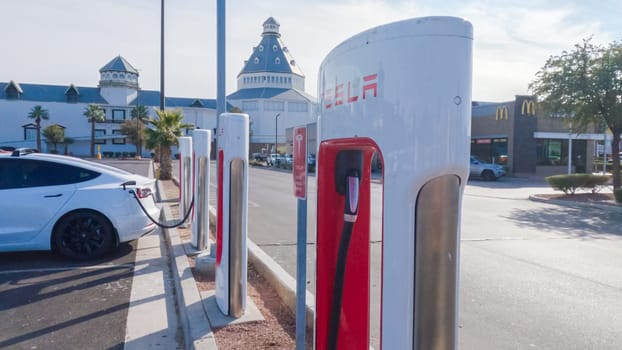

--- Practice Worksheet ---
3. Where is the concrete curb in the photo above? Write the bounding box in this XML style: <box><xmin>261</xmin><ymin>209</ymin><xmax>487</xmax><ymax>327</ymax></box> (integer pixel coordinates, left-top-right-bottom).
<box><xmin>529</xmin><ymin>194</ymin><xmax>622</xmax><ymax>212</ymax></box>
<box><xmin>156</xmin><ymin>179</ymin><xmax>218</xmax><ymax>350</ymax></box>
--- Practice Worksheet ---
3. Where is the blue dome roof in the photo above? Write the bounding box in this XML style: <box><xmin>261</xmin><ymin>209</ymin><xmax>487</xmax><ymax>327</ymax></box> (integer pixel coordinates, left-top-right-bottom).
<box><xmin>238</xmin><ymin>18</ymin><xmax>304</xmax><ymax>78</ymax></box>
<box><xmin>99</xmin><ymin>56</ymin><xmax>139</xmax><ymax>75</ymax></box>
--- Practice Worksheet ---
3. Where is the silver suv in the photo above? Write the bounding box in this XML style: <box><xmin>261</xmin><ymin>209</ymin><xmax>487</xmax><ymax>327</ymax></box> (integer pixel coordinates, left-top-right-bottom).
<box><xmin>469</xmin><ymin>156</ymin><xmax>506</xmax><ymax>181</ymax></box>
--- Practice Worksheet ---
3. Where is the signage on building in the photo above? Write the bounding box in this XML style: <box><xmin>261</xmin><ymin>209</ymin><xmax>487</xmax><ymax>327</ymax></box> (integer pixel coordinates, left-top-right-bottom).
<box><xmin>476</xmin><ymin>138</ymin><xmax>491</xmax><ymax>144</ymax></box>
<box><xmin>521</xmin><ymin>100</ymin><xmax>536</xmax><ymax>116</ymax></box>
<box><xmin>495</xmin><ymin>106</ymin><xmax>509</xmax><ymax>120</ymax></box>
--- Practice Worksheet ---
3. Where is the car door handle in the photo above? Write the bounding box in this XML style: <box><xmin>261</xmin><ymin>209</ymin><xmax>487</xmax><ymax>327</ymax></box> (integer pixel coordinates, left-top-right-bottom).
<box><xmin>44</xmin><ymin>194</ymin><xmax>63</xmax><ymax>198</ymax></box>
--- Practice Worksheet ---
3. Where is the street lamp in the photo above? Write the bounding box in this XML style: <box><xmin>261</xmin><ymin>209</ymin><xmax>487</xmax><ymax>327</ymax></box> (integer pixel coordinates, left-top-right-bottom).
<box><xmin>160</xmin><ymin>0</ymin><xmax>165</xmax><ymax>111</ymax></box>
<box><xmin>275</xmin><ymin>113</ymin><xmax>281</xmax><ymax>163</ymax></box>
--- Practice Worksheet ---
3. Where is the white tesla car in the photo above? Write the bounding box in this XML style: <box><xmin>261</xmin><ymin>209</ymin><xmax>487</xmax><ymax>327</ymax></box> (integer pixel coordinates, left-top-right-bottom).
<box><xmin>0</xmin><ymin>151</ymin><xmax>161</xmax><ymax>259</ymax></box>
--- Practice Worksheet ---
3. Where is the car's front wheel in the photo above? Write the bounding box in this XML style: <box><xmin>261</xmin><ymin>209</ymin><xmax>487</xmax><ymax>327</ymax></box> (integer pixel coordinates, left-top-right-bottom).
<box><xmin>482</xmin><ymin>170</ymin><xmax>497</xmax><ymax>181</ymax></box>
<box><xmin>53</xmin><ymin>210</ymin><xmax>115</xmax><ymax>260</ymax></box>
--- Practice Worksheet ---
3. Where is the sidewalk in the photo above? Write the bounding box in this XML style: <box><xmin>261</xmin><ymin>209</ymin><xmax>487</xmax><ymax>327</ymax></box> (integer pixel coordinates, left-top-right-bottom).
<box><xmin>154</xmin><ymin>179</ymin><xmax>218</xmax><ymax>350</ymax></box>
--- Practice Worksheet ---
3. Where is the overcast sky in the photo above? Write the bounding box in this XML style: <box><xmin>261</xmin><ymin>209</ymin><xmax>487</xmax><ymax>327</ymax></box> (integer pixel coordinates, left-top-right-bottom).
<box><xmin>1</xmin><ymin>0</ymin><xmax>619</xmax><ymax>102</ymax></box>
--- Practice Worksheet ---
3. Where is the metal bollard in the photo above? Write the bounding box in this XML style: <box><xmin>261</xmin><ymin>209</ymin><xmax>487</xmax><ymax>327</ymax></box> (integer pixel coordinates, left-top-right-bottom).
<box><xmin>191</xmin><ymin>130</ymin><xmax>211</xmax><ymax>250</ymax></box>
<box><xmin>178</xmin><ymin>137</ymin><xmax>192</xmax><ymax>228</ymax></box>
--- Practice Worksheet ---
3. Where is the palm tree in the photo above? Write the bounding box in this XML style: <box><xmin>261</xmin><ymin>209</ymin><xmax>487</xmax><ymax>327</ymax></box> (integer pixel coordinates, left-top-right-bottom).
<box><xmin>42</xmin><ymin>124</ymin><xmax>65</xmax><ymax>153</ymax></box>
<box><xmin>27</xmin><ymin>105</ymin><xmax>49</xmax><ymax>151</ymax></box>
<box><xmin>144</xmin><ymin>109</ymin><xmax>192</xmax><ymax>180</ymax></box>
<box><xmin>83</xmin><ymin>104</ymin><xmax>105</xmax><ymax>157</ymax></box>
<box><xmin>131</xmin><ymin>105</ymin><xmax>149</xmax><ymax>158</ymax></box>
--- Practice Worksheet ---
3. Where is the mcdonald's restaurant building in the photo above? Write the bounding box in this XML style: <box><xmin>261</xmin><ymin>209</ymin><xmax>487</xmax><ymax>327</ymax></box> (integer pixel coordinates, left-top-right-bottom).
<box><xmin>471</xmin><ymin>95</ymin><xmax>604</xmax><ymax>177</ymax></box>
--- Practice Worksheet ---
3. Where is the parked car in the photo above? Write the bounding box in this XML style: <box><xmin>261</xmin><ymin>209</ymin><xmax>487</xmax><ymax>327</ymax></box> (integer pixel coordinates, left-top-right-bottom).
<box><xmin>277</xmin><ymin>154</ymin><xmax>293</xmax><ymax>169</ymax></box>
<box><xmin>469</xmin><ymin>156</ymin><xmax>506</xmax><ymax>181</ymax></box>
<box><xmin>0</xmin><ymin>152</ymin><xmax>160</xmax><ymax>259</ymax></box>
<box><xmin>252</xmin><ymin>152</ymin><xmax>268</xmax><ymax>162</ymax></box>
<box><xmin>267</xmin><ymin>153</ymin><xmax>279</xmax><ymax>166</ymax></box>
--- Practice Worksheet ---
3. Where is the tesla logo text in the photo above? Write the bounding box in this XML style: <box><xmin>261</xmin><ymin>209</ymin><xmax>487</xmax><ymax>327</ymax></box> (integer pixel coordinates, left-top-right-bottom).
<box><xmin>323</xmin><ymin>74</ymin><xmax>378</xmax><ymax>109</ymax></box>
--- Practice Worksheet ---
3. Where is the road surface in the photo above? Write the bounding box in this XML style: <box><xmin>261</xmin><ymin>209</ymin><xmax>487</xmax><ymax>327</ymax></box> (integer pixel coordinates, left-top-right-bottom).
<box><xmin>241</xmin><ymin>165</ymin><xmax>622</xmax><ymax>349</ymax></box>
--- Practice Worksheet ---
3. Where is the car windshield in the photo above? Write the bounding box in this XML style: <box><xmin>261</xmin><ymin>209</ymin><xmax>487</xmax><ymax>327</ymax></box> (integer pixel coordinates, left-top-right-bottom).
<box><xmin>470</xmin><ymin>156</ymin><xmax>483</xmax><ymax>163</ymax></box>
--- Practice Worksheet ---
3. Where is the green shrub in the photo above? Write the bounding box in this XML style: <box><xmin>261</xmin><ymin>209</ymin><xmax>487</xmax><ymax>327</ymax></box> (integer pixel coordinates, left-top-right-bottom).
<box><xmin>546</xmin><ymin>174</ymin><xmax>611</xmax><ymax>195</ymax></box>
<box><xmin>615</xmin><ymin>188</ymin><xmax>622</xmax><ymax>203</ymax></box>
<box><xmin>584</xmin><ymin>175</ymin><xmax>611</xmax><ymax>189</ymax></box>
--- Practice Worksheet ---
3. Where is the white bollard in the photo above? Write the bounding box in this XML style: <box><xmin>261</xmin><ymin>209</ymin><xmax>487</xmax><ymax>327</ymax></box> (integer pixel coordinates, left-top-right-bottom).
<box><xmin>215</xmin><ymin>113</ymin><xmax>249</xmax><ymax>318</ymax></box>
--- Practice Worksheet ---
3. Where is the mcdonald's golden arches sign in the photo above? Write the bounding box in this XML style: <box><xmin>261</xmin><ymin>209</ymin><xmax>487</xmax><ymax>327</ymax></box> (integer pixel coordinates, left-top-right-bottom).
<box><xmin>495</xmin><ymin>106</ymin><xmax>509</xmax><ymax>120</ymax></box>
<box><xmin>521</xmin><ymin>100</ymin><xmax>536</xmax><ymax>116</ymax></box>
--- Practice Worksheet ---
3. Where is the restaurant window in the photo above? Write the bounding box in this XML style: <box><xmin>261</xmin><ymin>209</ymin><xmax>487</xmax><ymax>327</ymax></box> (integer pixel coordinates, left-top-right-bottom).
<box><xmin>536</xmin><ymin>140</ymin><xmax>563</xmax><ymax>165</ymax></box>
<box><xmin>537</xmin><ymin>139</ymin><xmax>587</xmax><ymax>171</ymax></box>
<box><xmin>470</xmin><ymin>137</ymin><xmax>508</xmax><ymax>164</ymax></box>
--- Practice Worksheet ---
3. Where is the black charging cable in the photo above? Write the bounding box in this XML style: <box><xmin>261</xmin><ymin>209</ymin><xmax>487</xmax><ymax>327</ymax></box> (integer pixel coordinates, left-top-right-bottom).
<box><xmin>130</xmin><ymin>190</ymin><xmax>195</xmax><ymax>229</ymax></box>
<box><xmin>327</xmin><ymin>168</ymin><xmax>360</xmax><ymax>350</ymax></box>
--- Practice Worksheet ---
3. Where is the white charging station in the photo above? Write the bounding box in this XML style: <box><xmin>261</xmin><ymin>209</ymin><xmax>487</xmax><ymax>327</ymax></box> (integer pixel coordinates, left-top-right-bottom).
<box><xmin>215</xmin><ymin>113</ymin><xmax>249</xmax><ymax>317</ymax></box>
<box><xmin>315</xmin><ymin>17</ymin><xmax>473</xmax><ymax>349</ymax></box>
<box><xmin>191</xmin><ymin>129</ymin><xmax>211</xmax><ymax>250</ymax></box>
<box><xmin>178</xmin><ymin>137</ymin><xmax>193</xmax><ymax>229</ymax></box>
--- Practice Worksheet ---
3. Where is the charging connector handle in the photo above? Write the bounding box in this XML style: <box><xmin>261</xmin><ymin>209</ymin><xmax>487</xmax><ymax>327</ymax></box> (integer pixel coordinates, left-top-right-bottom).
<box><xmin>344</xmin><ymin>172</ymin><xmax>360</xmax><ymax>223</ymax></box>
<box><xmin>327</xmin><ymin>168</ymin><xmax>361</xmax><ymax>350</ymax></box>
<box><xmin>130</xmin><ymin>190</ymin><xmax>194</xmax><ymax>229</ymax></box>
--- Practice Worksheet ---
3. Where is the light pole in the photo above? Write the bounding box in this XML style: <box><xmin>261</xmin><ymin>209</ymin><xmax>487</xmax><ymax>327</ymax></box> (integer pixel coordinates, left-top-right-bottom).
<box><xmin>275</xmin><ymin>113</ymin><xmax>281</xmax><ymax>162</ymax></box>
<box><xmin>160</xmin><ymin>0</ymin><xmax>165</xmax><ymax>111</ymax></box>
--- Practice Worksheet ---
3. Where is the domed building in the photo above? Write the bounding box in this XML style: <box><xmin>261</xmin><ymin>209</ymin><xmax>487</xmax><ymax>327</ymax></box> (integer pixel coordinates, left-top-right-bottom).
<box><xmin>0</xmin><ymin>56</ymin><xmax>218</xmax><ymax>156</ymax></box>
<box><xmin>98</xmin><ymin>55</ymin><xmax>140</xmax><ymax>105</ymax></box>
<box><xmin>228</xmin><ymin>17</ymin><xmax>317</xmax><ymax>154</ymax></box>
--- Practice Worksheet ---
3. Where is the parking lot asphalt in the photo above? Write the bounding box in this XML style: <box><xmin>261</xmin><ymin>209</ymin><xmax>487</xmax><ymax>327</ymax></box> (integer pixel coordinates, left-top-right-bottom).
<box><xmin>0</xmin><ymin>244</ymin><xmax>136</xmax><ymax>349</ymax></box>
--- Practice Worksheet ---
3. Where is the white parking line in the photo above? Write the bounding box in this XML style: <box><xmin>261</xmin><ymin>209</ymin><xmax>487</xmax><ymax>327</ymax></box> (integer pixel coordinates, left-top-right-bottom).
<box><xmin>0</xmin><ymin>264</ymin><xmax>134</xmax><ymax>275</ymax></box>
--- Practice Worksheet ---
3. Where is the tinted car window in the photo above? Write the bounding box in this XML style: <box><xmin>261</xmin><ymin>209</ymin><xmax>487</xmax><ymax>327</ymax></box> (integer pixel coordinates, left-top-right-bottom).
<box><xmin>0</xmin><ymin>158</ymin><xmax>100</xmax><ymax>190</ymax></box>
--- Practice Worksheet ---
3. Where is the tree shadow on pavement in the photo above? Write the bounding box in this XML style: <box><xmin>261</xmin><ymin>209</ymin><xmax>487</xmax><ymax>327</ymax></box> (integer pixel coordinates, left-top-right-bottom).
<box><xmin>504</xmin><ymin>205</ymin><xmax>622</xmax><ymax>238</ymax></box>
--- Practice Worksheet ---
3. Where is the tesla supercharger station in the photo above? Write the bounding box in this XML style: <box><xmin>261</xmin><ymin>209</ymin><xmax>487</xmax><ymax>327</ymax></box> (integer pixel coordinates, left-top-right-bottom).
<box><xmin>215</xmin><ymin>113</ymin><xmax>249</xmax><ymax>318</ymax></box>
<box><xmin>178</xmin><ymin>137</ymin><xmax>192</xmax><ymax>229</ymax></box>
<box><xmin>191</xmin><ymin>129</ymin><xmax>211</xmax><ymax>250</ymax></box>
<box><xmin>315</xmin><ymin>17</ymin><xmax>473</xmax><ymax>350</ymax></box>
